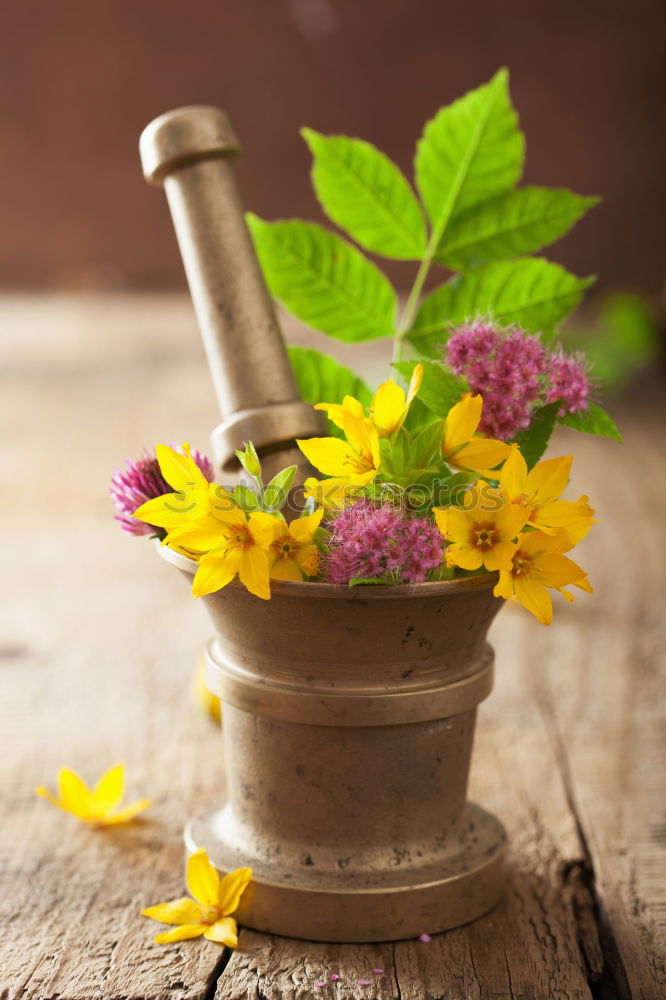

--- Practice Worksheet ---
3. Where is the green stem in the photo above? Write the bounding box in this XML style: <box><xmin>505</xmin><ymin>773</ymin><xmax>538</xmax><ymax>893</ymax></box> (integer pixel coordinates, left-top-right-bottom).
<box><xmin>391</xmin><ymin>232</ymin><xmax>439</xmax><ymax>364</ymax></box>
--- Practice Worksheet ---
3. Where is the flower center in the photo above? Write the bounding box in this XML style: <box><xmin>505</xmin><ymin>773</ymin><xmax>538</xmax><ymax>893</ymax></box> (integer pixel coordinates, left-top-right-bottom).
<box><xmin>201</xmin><ymin>904</ymin><xmax>221</xmax><ymax>925</ymax></box>
<box><xmin>472</xmin><ymin>525</ymin><xmax>496</xmax><ymax>550</ymax></box>
<box><xmin>344</xmin><ymin>451</ymin><xmax>374</xmax><ymax>475</ymax></box>
<box><xmin>272</xmin><ymin>536</ymin><xmax>295</xmax><ymax>559</ymax></box>
<box><xmin>227</xmin><ymin>525</ymin><xmax>252</xmax><ymax>551</ymax></box>
<box><xmin>512</xmin><ymin>554</ymin><xmax>532</xmax><ymax>577</ymax></box>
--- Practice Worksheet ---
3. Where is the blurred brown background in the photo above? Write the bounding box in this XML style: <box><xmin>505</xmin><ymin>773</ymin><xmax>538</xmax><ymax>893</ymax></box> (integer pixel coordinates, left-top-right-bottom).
<box><xmin>1</xmin><ymin>0</ymin><xmax>664</xmax><ymax>294</ymax></box>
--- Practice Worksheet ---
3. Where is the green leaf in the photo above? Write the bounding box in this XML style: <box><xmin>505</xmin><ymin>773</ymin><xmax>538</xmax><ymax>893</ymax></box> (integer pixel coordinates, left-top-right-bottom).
<box><xmin>394</xmin><ymin>360</ymin><xmax>467</xmax><ymax>417</ymax></box>
<box><xmin>558</xmin><ymin>403</ymin><xmax>622</xmax><ymax>442</ymax></box>
<box><xmin>415</xmin><ymin>69</ymin><xmax>524</xmax><ymax>245</ymax></box>
<box><xmin>263</xmin><ymin>465</ymin><xmax>297</xmax><ymax>510</ymax></box>
<box><xmin>411</xmin><ymin>420</ymin><xmax>445</xmax><ymax>468</ymax></box>
<box><xmin>408</xmin><ymin>258</ymin><xmax>594</xmax><ymax>357</ymax></box>
<box><xmin>233</xmin><ymin>484</ymin><xmax>259</xmax><ymax>512</ymax></box>
<box><xmin>301</xmin><ymin>129</ymin><xmax>427</xmax><ymax>260</ymax></box>
<box><xmin>437</xmin><ymin>187</ymin><xmax>600</xmax><ymax>270</ymax></box>
<box><xmin>512</xmin><ymin>402</ymin><xmax>560</xmax><ymax>469</ymax></box>
<box><xmin>247</xmin><ymin>215</ymin><xmax>397</xmax><ymax>342</ymax></box>
<box><xmin>287</xmin><ymin>347</ymin><xmax>371</xmax><ymax>438</ymax></box>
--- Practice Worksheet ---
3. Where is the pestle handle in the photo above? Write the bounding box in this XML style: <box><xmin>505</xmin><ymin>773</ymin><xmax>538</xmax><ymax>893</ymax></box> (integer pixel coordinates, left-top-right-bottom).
<box><xmin>139</xmin><ymin>106</ymin><xmax>324</xmax><ymax>475</ymax></box>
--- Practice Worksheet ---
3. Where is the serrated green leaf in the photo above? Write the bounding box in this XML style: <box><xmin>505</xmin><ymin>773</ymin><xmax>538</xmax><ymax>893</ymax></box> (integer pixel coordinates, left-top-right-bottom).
<box><xmin>287</xmin><ymin>346</ymin><xmax>371</xmax><ymax>439</ymax></box>
<box><xmin>437</xmin><ymin>187</ymin><xmax>600</xmax><ymax>270</ymax></box>
<box><xmin>302</xmin><ymin>129</ymin><xmax>427</xmax><ymax>260</ymax></box>
<box><xmin>407</xmin><ymin>258</ymin><xmax>594</xmax><ymax>356</ymax></box>
<box><xmin>558</xmin><ymin>403</ymin><xmax>622</xmax><ymax>442</ymax></box>
<box><xmin>394</xmin><ymin>360</ymin><xmax>467</xmax><ymax>417</ymax></box>
<box><xmin>415</xmin><ymin>69</ymin><xmax>524</xmax><ymax>246</ymax></box>
<box><xmin>512</xmin><ymin>402</ymin><xmax>560</xmax><ymax>469</ymax></box>
<box><xmin>247</xmin><ymin>215</ymin><xmax>397</xmax><ymax>342</ymax></box>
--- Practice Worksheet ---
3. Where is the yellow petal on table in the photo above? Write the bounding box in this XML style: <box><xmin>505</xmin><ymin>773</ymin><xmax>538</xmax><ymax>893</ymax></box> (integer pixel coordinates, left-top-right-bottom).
<box><xmin>141</xmin><ymin>898</ymin><xmax>204</xmax><ymax>925</ymax></box>
<box><xmin>187</xmin><ymin>849</ymin><xmax>220</xmax><ymax>908</ymax></box>
<box><xmin>90</xmin><ymin>764</ymin><xmax>125</xmax><ymax>815</ymax></box>
<box><xmin>154</xmin><ymin>924</ymin><xmax>207</xmax><ymax>944</ymax></box>
<box><xmin>204</xmin><ymin>916</ymin><xmax>239</xmax><ymax>947</ymax></box>
<box><xmin>58</xmin><ymin>768</ymin><xmax>93</xmax><ymax>816</ymax></box>
<box><xmin>218</xmin><ymin>867</ymin><xmax>253</xmax><ymax>916</ymax></box>
<box><xmin>102</xmin><ymin>798</ymin><xmax>152</xmax><ymax>825</ymax></box>
<box><xmin>514</xmin><ymin>577</ymin><xmax>553</xmax><ymax>626</ymax></box>
<box><xmin>238</xmin><ymin>546</ymin><xmax>271</xmax><ymax>600</ymax></box>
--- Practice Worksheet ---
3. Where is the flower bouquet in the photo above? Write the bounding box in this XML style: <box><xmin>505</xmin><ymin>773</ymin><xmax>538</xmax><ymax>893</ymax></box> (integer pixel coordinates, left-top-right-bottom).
<box><xmin>113</xmin><ymin>70</ymin><xmax>620</xmax><ymax>942</ymax></box>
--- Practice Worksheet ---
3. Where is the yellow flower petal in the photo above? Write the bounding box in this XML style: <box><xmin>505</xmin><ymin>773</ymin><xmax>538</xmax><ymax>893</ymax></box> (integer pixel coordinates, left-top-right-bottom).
<box><xmin>186</xmin><ymin>849</ymin><xmax>220</xmax><ymax>908</ymax></box>
<box><xmin>446</xmin><ymin>543</ymin><xmax>485</xmax><ymax>571</ymax></box>
<box><xmin>433</xmin><ymin>507</ymin><xmax>448</xmax><ymax>537</ymax></box>
<box><xmin>372</xmin><ymin>378</ymin><xmax>406</xmax><ymax>435</ymax></box>
<box><xmin>288</xmin><ymin>506</ymin><xmax>324</xmax><ymax>543</ymax></box>
<box><xmin>499</xmin><ymin>444</ymin><xmax>528</xmax><ymax>500</ymax></box>
<box><xmin>192</xmin><ymin>550</ymin><xmax>242</xmax><ymax>597</ymax></box>
<box><xmin>156</xmin><ymin>443</ymin><xmax>208</xmax><ymax>493</ymax></box>
<box><xmin>218</xmin><ymin>867</ymin><xmax>253</xmax><ymax>916</ymax></box>
<box><xmin>58</xmin><ymin>768</ymin><xmax>93</xmax><ymax>818</ymax></box>
<box><xmin>154</xmin><ymin>924</ymin><xmax>207</xmax><ymax>944</ymax></box>
<box><xmin>441</xmin><ymin>507</ymin><xmax>473</xmax><ymax>544</ymax></box>
<box><xmin>443</xmin><ymin>393</ymin><xmax>483</xmax><ymax>451</ymax></box>
<box><xmin>91</xmin><ymin>764</ymin><xmax>125</xmax><ymax>816</ymax></box>
<box><xmin>495</xmin><ymin>502</ymin><xmax>530</xmax><ymax>541</ymax></box>
<box><xmin>248</xmin><ymin>512</ymin><xmax>281</xmax><ymax>550</ymax></box>
<box><xmin>295</xmin><ymin>543</ymin><xmax>319</xmax><ymax>577</ymax></box>
<box><xmin>536</xmin><ymin>553</ymin><xmax>590</xmax><ymax>590</ymax></box>
<box><xmin>527</xmin><ymin>454</ymin><xmax>572</xmax><ymax>506</ymax></box>
<box><xmin>204</xmin><ymin>916</ymin><xmax>239</xmax><ymax>946</ymax></box>
<box><xmin>514</xmin><ymin>577</ymin><xmax>553</xmax><ymax>625</ymax></box>
<box><xmin>493</xmin><ymin>570</ymin><xmax>514</xmax><ymax>601</ymax></box>
<box><xmin>483</xmin><ymin>540</ymin><xmax>518</xmax><ymax>572</ymax></box>
<box><xmin>141</xmin><ymin>898</ymin><xmax>204</xmax><ymax>925</ymax></box>
<box><xmin>102</xmin><ymin>799</ymin><xmax>152</xmax><ymax>825</ymax></box>
<box><xmin>297</xmin><ymin>437</ymin><xmax>355</xmax><ymax>478</ymax></box>
<box><xmin>270</xmin><ymin>558</ymin><xmax>303</xmax><ymax>582</ymax></box>
<box><xmin>451</xmin><ymin>439</ymin><xmax>511</xmax><ymax>474</ymax></box>
<box><xmin>238</xmin><ymin>547</ymin><xmax>271</xmax><ymax>600</ymax></box>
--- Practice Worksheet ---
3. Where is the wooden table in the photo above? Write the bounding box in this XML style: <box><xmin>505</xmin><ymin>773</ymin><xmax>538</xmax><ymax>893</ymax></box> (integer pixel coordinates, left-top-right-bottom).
<box><xmin>2</xmin><ymin>294</ymin><xmax>664</xmax><ymax>999</ymax></box>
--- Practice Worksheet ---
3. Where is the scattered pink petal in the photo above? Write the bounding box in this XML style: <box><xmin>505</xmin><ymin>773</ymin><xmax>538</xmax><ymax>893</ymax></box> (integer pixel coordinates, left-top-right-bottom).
<box><xmin>330</xmin><ymin>974</ymin><xmax>340</xmax><ymax>981</ymax></box>
<box><xmin>314</xmin><ymin>982</ymin><xmax>327</xmax><ymax>989</ymax></box>
<box><xmin>358</xmin><ymin>980</ymin><xmax>372</xmax><ymax>987</ymax></box>
<box><xmin>373</xmin><ymin>968</ymin><xmax>385</xmax><ymax>975</ymax></box>
<box><xmin>419</xmin><ymin>932</ymin><xmax>432</xmax><ymax>942</ymax></box>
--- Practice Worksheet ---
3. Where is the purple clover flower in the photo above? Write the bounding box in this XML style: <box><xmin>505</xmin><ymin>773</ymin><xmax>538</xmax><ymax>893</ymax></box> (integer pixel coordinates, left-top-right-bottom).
<box><xmin>323</xmin><ymin>501</ymin><xmax>443</xmax><ymax>586</ymax></box>
<box><xmin>445</xmin><ymin>320</ymin><xmax>591</xmax><ymax>439</ymax></box>
<box><xmin>110</xmin><ymin>447</ymin><xmax>214</xmax><ymax>535</ymax></box>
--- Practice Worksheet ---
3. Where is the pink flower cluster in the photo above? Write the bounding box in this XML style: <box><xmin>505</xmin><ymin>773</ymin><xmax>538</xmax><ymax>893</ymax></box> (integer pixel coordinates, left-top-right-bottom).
<box><xmin>110</xmin><ymin>448</ymin><xmax>214</xmax><ymax>535</ymax></box>
<box><xmin>445</xmin><ymin>321</ymin><xmax>590</xmax><ymax>439</ymax></box>
<box><xmin>323</xmin><ymin>501</ymin><xmax>443</xmax><ymax>586</ymax></box>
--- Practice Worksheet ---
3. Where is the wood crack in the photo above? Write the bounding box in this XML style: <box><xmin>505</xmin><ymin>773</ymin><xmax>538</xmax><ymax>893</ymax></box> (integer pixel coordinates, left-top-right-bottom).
<box><xmin>201</xmin><ymin>948</ymin><xmax>233</xmax><ymax>1000</ymax></box>
<box><xmin>533</xmin><ymin>672</ymin><xmax>633</xmax><ymax>1000</ymax></box>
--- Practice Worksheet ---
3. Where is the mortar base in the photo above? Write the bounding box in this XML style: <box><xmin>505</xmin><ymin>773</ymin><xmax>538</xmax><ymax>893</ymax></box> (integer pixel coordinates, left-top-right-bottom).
<box><xmin>184</xmin><ymin>802</ymin><xmax>507</xmax><ymax>942</ymax></box>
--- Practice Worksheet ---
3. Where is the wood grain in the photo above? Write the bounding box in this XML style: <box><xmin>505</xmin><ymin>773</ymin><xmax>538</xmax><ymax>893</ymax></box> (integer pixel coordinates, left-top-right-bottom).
<box><xmin>0</xmin><ymin>295</ymin><xmax>663</xmax><ymax>999</ymax></box>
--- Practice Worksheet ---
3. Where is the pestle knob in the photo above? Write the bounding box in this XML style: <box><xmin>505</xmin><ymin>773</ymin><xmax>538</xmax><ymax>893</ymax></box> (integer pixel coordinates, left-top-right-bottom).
<box><xmin>139</xmin><ymin>106</ymin><xmax>325</xmax><ymax>479</ymax></box>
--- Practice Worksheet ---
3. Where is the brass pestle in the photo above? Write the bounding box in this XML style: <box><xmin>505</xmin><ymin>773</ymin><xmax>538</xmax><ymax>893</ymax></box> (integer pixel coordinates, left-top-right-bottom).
<box><xmin>139</xmin><ymin>106</ymin><xmax>325</xmax><ymax>484</ymax></box>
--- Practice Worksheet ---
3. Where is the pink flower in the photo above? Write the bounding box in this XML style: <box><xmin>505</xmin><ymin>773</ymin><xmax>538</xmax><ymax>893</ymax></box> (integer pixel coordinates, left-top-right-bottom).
<box><xmin>446</xmin><ymin>321</ymin><xmax>547</xmax><ymax>440</ymax></box>
<box><xmin>323</xmin><ymin>501</ymin><xmax>444</xmax><ymax>586</ymax></box>
<box><xmin>546</xmin><ymin>350</ymin><xmax>590</xmax><ymax>415</ymax></box>
<box><xmin>110</xmin><ymin>447</ymin><xmax>214</xmax><ymax>535</ymax></box>
<box><xmin>419</xmin><ymin>932</ymin><xmax>432</xmax><ymax>942</ymax></box>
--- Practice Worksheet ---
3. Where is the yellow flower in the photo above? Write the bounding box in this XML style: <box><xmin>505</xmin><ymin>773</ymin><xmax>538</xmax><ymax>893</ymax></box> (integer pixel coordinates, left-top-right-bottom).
<box><xmin>370</xmin><ymin>364</ymin><xmax>423</xmax><ymax>436</ymax></box>
<box><xmin>493</xmin><ymin>530</ymin><xmax>593</xmax><ymax>625</ymax></box>
<box><xmin>442</xmin><ymin>394</ymin><xmax>510</xmax><ymax>474</ymax></box>
<box><xmin>142</xmin><ymin>849</ymin><xmax>251</xmax><ymax>946</ymax></box>
<box><xmin>434</xmin><ymin>484</ymin><xmax>529</xmax><ymax>572</ymax></box>
<box><xmin>36</xmin><ymin>765</ymin><xmax>150</xmax><ymax>827</ymax></box>
<box><xmin>167</xmin><ymin>505</ymin><xmax>276</xmax><ymax>600</ymax></box>
<box><xmin>303</xmin><ymin>476</ymin><xmax>357</xmax><ymax>512</ymax></box>
<box><xmin>297</xmin><ymin>410</ymin><xmax>381</xmax><ymax>487</ymax></box>
<box><xmin>133</xmin><ymin>444</ymin><xmax>218</xmax><ymax>531</ymax></box>
<box><xmin>316</xmin><ymin>365</ymin><xmax>423</xmax><ymax>439</ymax></box>
<box><xmin>264</xmin><ymin>507</ymin><xmax>324</xmax><ymax>581</ymax></box>
<box><xmin>500</xmin><ymin>444</ymin><xmax>597</xmax><ymax>544</ymax></box>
